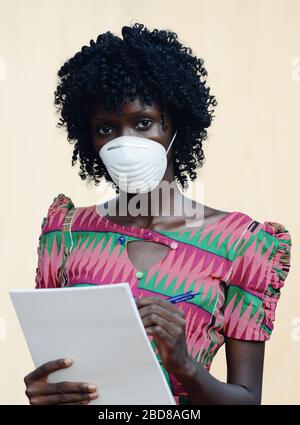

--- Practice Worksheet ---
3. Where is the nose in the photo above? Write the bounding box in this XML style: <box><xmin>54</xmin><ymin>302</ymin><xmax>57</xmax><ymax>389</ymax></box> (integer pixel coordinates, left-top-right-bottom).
<box><xmin>118</xmin><ymin>128</ymin><xmax>139</xmax><ymax>138</ymax></box>
<box><xmin>96</xmin><ymin>127</ymin><xmax>144</xmax><ymax>155</ymax></box>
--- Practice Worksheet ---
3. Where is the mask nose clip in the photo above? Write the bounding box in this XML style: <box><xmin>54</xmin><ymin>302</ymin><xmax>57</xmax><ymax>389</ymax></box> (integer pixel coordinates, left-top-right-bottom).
<box><xmin>107</xmin><ymin>143</ymin><xmax>147</xmax><ymax>151</ymax></box>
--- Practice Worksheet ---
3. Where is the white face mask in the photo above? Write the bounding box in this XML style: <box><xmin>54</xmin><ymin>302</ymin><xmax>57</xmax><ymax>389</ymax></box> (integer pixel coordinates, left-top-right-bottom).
<box><xmin>99</xmin><ymin>131</ymin><xmax>177</xmax><ymax>193</ymax></box>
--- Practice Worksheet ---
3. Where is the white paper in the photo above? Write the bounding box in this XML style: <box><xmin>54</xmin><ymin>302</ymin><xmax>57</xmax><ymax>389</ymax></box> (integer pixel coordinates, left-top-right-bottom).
<box><xmin>10</xmin><ymin>283</ymin><xmax>175</xmax><ymax>405</ymax></box>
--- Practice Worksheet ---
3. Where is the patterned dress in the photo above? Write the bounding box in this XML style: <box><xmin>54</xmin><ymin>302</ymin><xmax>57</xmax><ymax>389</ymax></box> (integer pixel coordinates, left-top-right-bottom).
<box><xmin>35</xmin><ymin>194</ymin><xmax>292</xmax><ymax>404</ymax></box>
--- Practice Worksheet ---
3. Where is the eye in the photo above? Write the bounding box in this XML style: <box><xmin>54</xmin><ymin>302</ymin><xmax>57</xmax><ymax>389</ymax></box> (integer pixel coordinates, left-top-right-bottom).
<box><xmin>96</xmin><ymin>125</ymin><xmax>113</xmax><ymax>135</ymax></box>
<box><xmin>136</xmin><ymin>118</ymin><xmax>153</xmax><ymax>130</ymax></box>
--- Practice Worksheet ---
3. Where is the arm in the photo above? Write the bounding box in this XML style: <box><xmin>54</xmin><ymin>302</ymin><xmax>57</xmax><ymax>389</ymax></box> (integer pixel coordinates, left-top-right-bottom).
<box><xmin>136</xmin><ymin>296</ymin><xmax>265</xmax><ymax>405</ymax></box>
<box><xmin>174</xmin><ymin>337</ymin><xmax>265</xmax><ymax>405</ymax></box>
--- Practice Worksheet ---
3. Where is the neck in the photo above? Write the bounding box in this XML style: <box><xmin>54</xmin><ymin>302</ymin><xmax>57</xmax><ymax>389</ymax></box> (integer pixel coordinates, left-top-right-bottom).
<box><xmin>116</xmin><ymin>163</ymin><xmax>187</xmax><ymax>225</ymax></box>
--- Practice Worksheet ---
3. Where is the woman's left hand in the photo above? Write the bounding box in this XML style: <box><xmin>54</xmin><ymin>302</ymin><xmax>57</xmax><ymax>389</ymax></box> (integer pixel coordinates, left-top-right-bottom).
<box><xmin>135</xmin><ymin>296</ymin><xmax>194</xmax><ymax>376</ymax></box>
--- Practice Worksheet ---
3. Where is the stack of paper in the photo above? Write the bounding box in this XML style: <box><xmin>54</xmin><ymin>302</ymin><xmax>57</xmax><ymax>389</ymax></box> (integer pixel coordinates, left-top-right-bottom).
<box><xmin>10</xmin><ymin>283</ymin><xmax>175</xmax><ymax>405</ymax></box>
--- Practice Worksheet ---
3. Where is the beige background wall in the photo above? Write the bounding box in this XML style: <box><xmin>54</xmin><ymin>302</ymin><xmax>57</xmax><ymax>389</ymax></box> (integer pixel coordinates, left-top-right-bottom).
<box><xmin>0</xmin><ymin>0</ymin><xmax>299</xmax><ymax>404</ymax></box>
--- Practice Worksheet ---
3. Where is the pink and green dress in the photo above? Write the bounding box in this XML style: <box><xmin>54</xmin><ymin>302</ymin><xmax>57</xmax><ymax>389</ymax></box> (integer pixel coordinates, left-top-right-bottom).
<box><xmin>35</xmin><ymin>194</ymin><xmax>292</xmax><ymax>404</ymax></box>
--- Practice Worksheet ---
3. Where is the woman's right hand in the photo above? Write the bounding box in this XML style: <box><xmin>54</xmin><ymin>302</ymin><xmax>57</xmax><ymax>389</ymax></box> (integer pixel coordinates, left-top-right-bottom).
<box><xmin>24</xmin><ymin>358</ymin><xmax>99</xmax><ymax>405</ymax></box>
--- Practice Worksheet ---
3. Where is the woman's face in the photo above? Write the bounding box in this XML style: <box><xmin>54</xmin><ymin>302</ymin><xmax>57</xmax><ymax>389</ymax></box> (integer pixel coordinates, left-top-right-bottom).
<box><xmin>90</xmin><ymin>96</ymin><xmax>174</xmax><ymax>158</ymax></box>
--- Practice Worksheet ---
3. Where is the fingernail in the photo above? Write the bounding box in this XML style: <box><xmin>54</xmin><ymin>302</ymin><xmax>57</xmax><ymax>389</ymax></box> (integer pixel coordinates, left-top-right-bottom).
<box><xmin>89</xmin><ymin>392</ymin><xmax>98</xmax><ymax>399</ymax></box>
<box><xmin>64</xmin><ymin>358</ymin><xmax>73</xmax><ymax>366</ymax></box>
<box><xmin>86</xmin><ymin>384</ymin><xmax>97</xmax><ymax>391</ymax></box>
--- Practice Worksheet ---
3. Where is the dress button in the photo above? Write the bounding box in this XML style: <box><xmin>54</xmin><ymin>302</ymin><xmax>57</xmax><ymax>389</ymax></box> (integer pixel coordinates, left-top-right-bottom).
<box><xmin>117</xmin><ymin>236</ymin><xmax>126</xmax><ymax>245</ymax></box>
<box><xmin>145</xmin><ymin>230</ymin><xmax>153</xmax><ymax>240</ymax></box>
<box><xmin>136</xmin><ymin>271</ymin><xmax>144</xmax><ymax>279</ymax></box>
<box><xmin>170</xmin><ymin>241</ymin><xmax>178</xmax><ymax>250</ymax></box>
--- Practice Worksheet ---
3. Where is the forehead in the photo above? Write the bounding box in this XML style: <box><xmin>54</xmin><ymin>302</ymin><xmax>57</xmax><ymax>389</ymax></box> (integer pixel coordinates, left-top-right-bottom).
<box><xmin>91</xmin><ymin>96</ymin><xmax>163</xmax><ymax>119</ymax></box>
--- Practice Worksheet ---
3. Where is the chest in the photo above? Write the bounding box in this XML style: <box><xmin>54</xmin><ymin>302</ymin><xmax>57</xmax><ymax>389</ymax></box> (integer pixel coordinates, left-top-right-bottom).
<box><xmin>126</xmin><ymin>240</ymin><xmax>171</xmax><ymax>271</ymax></box>
<box><xmin>63</xmin><ymin>229</ymin><xmax>230</xmax><ymax>307</ymax></box>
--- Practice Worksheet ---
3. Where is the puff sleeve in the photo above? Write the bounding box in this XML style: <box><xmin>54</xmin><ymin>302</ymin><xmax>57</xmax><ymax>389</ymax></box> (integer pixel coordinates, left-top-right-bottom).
<box><xmin>223</xmin><ymin>221</ymin><xmax>292</xmax><ymax>341</ymax></box>
<box><xmin>34</xmin><ymin>194</ymin><xmax>74</xmax><ymax>289</ymax></box>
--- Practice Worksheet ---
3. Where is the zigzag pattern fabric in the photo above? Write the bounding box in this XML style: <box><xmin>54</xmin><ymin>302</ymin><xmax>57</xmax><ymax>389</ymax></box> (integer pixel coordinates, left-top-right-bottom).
<box><xmin>35</xmin><ymin>194</ymin><xmax>292</xmax><ymax>404</ymax></box>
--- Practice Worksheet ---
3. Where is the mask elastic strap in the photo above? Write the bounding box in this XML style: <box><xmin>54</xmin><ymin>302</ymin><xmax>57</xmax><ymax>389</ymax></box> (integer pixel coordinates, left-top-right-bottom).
<box><xmin>166</xmin><ymin>130</ymin><xmax>177</xmax><ymax>155</ymax></box>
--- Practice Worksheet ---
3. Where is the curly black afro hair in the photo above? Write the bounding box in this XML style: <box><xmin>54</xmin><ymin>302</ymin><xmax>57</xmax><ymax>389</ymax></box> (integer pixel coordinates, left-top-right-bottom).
<box><xmin>54</xmin><ymin>22</ymin><xmax>217</xmax><ymax>192</ymax></box>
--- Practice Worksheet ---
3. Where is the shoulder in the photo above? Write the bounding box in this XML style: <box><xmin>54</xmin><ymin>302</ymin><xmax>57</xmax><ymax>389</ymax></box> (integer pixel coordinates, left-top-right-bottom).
<box><xmin>223</xmin><ymin>213</ymin><xmax>291</xmax><ymax>341</ymax></box>
<box><xmin>40</xmin><ymin>193</ymin><xmax>75</xmax><ymax>233</ymax></box>
<box><xmin>231</xmin><ymin>214</ymin><xmax>291</xmax><ymax>265</ymax></box>
<box><xmin>228</xmin><ymin>213</ymin><xmax>292</xmax><ymax>301</ymax></box>
<box><xmin>211</xmin><ymin>209</ymin><xmax>291</xmax><ymax>264</ymax></box>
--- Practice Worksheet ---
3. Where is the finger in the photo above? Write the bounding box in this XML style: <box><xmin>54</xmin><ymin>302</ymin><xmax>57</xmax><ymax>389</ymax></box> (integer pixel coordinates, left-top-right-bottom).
<box><xmin>29</xmin><ymin>391</ymin><xmax>99</xmax><ymax>405</ymax></box>
<box><xmin>60</xmin><ymin>400</ymin><xmax>91</xmax><ymax>405</ymax></box>
<box><xmin>27</xmin><ymin>381</ymin><xmax>97</xmax><ymax>397</ymax></box>
<box><xmin>25</xmin><ymin>358</ymin><xmax>73</xmax><ymax>384</ymax></box>
<box><xmin>139</xmin><ymin>303</ymin><xmax>185</xmax><ymax>327</ymax></box>
<box><xmin>143</xmin><ymin>314</ymin><xmax>183</xmax><ymax>338</ymax></box>
<box><xmin>146</xmin><ymin>325</ymin><xmax>174</xmax><ymax>345</ymax></box>
<box><xmin>136</xmin><ymin>296</ymin><xmax>185</xmax><ymax>317</ymax></box>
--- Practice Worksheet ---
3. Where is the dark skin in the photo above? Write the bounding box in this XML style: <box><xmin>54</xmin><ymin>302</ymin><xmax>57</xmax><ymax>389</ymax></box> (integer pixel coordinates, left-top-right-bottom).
<box><xmin>24</xmin><ymin>97</ymin><xmax>265</xmax><ymax>405</ymax></box>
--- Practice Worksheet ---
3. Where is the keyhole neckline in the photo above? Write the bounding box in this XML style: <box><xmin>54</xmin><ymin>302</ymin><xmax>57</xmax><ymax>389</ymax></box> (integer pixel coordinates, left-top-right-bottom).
<box><xmin>125</xmin><ymin>239</ymin><xmax>173</xmax><ymax>276</ymax></box>
<box><xmin>93</xmin><ymin>206</ymin><xmax>239</xmax><ymax>277</ymax></box>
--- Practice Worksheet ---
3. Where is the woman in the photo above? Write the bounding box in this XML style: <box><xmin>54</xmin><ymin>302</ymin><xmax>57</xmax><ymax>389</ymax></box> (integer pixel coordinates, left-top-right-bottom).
<box><xmin>24</xmin><ymin>23</ymin><xmax>291</xmax><ymax>405</ymax></box>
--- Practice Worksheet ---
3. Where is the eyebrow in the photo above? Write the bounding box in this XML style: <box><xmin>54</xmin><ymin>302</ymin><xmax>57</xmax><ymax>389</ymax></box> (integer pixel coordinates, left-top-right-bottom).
<box><xmin>92</xmin><ymin>108</ymin><xmax>157</xmax><ymax>122</ymax></box>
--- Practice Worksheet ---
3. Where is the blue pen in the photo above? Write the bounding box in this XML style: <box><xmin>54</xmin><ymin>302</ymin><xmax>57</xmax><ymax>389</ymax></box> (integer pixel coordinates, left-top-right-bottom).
<box><xmin>167</xmin><ymin>290</ymin><xmax>200</xmax><ymax>304</ymax></box>
<box><xmin>166</xmin><ymin>290</ymin><xmax>193</xmax><ymax>302</ymax></box>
